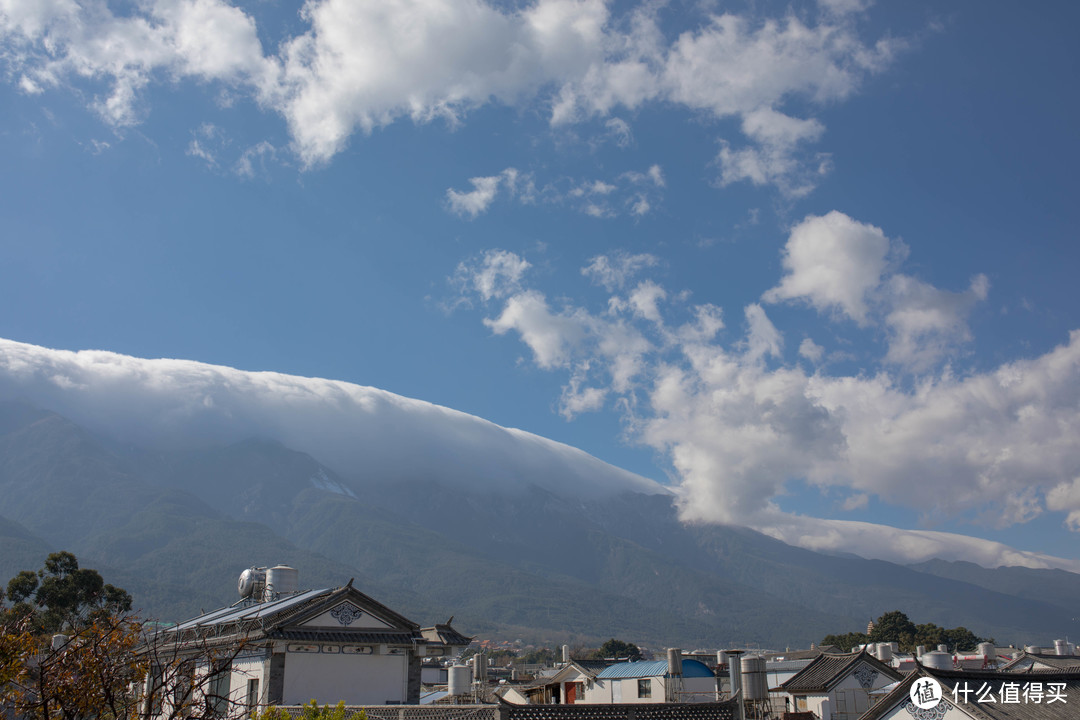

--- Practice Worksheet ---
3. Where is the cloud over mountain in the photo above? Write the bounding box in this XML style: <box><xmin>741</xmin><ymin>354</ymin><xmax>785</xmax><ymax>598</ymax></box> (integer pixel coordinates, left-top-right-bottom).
<box><xmin>0</xmin><ymin>338</ymin><xmax>666</xmax><ymax>501</ymax></box>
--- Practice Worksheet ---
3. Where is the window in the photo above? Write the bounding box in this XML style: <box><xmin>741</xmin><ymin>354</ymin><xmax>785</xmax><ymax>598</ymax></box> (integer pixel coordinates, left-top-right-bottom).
<box><xmin>637</xmin><ymin>679</ymin><xmax>652</xmax><ymax>698</ymax></box>
<box><xmin>246</xmin><ymin>679</ymin><xmax>259</xmax><ymax>718</ymax></box>
<box><xmin>173</xmin><ymin>661</ymin><xmax>194</xmax><ymax>710</ymax></box>
<box><xmin>207</xmin><ymin>662</ymin><xmax>231</xmax><ymax>717</ymax></box>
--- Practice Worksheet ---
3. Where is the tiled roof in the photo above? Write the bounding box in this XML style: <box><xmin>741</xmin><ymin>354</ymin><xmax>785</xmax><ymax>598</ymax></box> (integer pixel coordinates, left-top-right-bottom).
<box><xmin>999</xmin><ymin>653</ymin><xmax>1080</xmax><ymax>673</ymax></box>
<box><xmin>778</xmin><ymin>650</ymin><xmax>901</xmax><ymax>693</ymax></box>
<box><xmin>269</xmin><ymin>628</ymin><xmax>419</xmax><ymax>644</ymax></box>
<box><xmin>421</xmin><ymin>624</ymin><xmax>473</xmax><ymax>647</ymax></box>
<box><xmin>596</xmin><ymin>659</ymin><xmax>714</xmax><ymax>680</ymax></box>
<box><xmin>860</xmin><ymin>665</ymin><xmax>1080</xmax><ymax>720</ymax></box>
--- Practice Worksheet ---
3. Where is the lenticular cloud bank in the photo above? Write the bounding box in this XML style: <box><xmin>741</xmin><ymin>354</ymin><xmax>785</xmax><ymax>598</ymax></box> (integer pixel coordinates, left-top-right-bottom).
<box><xmin>0</xmin><ymin>338</ymin><xmax>666</xmax><ymax>499</ymax></box>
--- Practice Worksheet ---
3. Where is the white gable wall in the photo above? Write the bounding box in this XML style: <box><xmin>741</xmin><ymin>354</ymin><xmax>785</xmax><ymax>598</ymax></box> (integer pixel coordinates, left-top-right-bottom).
<box><xmin>301</xmin><ymin>602</ymin><xmax>394</xmax><ymax>629</ymax></box>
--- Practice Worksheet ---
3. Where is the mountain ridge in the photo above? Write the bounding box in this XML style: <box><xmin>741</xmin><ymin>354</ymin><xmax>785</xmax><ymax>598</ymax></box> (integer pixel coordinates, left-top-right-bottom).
<box><xmin>1</xmin><ymin>400</ymin><xmax>1077</xmax><ymax>648</ymax></box>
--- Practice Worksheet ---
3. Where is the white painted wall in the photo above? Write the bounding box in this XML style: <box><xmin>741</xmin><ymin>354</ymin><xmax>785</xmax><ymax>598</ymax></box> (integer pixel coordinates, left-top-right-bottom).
<box><xmin>676</xmin><ymin>677</ymin><xmax>719</xmax><ymax>702</ymax></box>
<box><xmin>228</xmin><ymin>656</ymin><xmax>267</xmax><ymax>714</ymax></box>
<box><xmin>282</xmin><ymin>650</ymin><xmax>408</xmax><ymax>706</ymax></box>
<box><xmin>579</xmin><ymin>675</ymin><xmax>716</xmax><ymax>705</ymax></box>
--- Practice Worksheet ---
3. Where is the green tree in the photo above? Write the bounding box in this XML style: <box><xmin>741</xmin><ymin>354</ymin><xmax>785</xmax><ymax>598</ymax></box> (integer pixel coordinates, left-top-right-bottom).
<box><xmin>517</xmin><ymin>647</ymin><xmax>557</xmax><ymax>665</ymax></box>
<box><xmin>487</xmin><ymin>648</ymin><xmax>516</xmax><ymax>665</ymax></box>
<box><xmin>594</xmin><ymin>638</ymin><xmax>643</xmax><ymax>661</ymax></box>
<box><xmin>913</xmin><ymin>623</ymin><xmax>946</xmax><ymax>650</ymax></box>
<box><xmin>4</xmin><ymin>551</ymin><xmax>132</xmax><ymax>633</ymax></box>
<box><xmin>943</xmin><ymin>626</ymin><xmax>989</xmax><ymax>652</ymax></box>
<box><xmin>821</xmin><ymin>632</ymin><xmax>869</xmax><ymax>652</ymax></box>
<box><xmin>822</xmin><ymin>613</ymin><xmax>993</xmax><ymax>654</ymax></box>
<box><xmin>868</xmin><ymin>611</ymin><xmax>917</xmax><ymax>650</ymax></box>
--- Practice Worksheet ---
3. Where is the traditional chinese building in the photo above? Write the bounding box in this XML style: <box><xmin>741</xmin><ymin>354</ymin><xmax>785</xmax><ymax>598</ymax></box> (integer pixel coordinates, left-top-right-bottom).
<box><xmin>141</xmin><ymin>570</ymin><xmax>471</xmax><ymax>717</ymax></box>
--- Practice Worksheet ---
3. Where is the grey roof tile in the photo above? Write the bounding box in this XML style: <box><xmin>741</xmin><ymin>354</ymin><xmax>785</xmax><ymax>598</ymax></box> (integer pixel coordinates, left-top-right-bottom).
<box><xmin>778</xmin><ymin>650</ymin><xmax>901</xmax><ymax>693</ymax></box>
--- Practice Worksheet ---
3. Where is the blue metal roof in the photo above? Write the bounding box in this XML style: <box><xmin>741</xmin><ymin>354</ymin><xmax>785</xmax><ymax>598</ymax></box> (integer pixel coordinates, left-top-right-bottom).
<box><xmin>596</xmin><ymin>659</ymin><xmax>714</xmax><ymax>679</ymax></box>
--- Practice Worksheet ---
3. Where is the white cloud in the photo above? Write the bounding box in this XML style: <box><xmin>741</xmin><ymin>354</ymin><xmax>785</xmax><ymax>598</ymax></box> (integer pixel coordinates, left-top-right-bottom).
<box><xmin>742</xmin><ymin>107</ymin><xmax>825</xmax><ymax>147</ymax></box>
<box><xmin>717</xmin><ymin>109</ymin><xmax>832</xmax><ymax>197</ymax></box>
<box><xmin>234</xmin><ymin>141</ymin><xmax>278</xmax><ymax>179</ymax></box>
<box><xmin>764</xmin><ymin>211</ymin><xmax>989</xmax><ymax>371</ymax></box>
<box><xmin>186</xmin><ymin>122</ymin><xmax>223</xmax><ymax>167</ymax></box>
<box><xmin>447</xmin><ymin>174</ymin><xmax>503</xmax><ymax>218</ymax></box>
<box><xmin>884</xmin><ymin>273</ymin><xmax>990</xmax><ymax>370</ymax></box>
<box><xmin>1</xmin><ymin>0</ymin><xmax>901</xmax><ymax>180</ymax></box>
<box><xmin>627</xmin><ymin>281</ymin><xmax>666</xmax><ymax>324</ymax></box>
<box><xmin>446</xmin><ymin>165</ymin><xmax>660</xmax><ymax>218</ymax></box>
<box><xmin>570</xmin><ymin>179</ymin><xmax>616</xmax><ymax>197</ymax></box>
<box><xmin>459</xmin><ymin>237</ymin><xmax>1080</xmax><ymax>571</ymax></box>
<box><xmin>604</xmin><ymin>117</ymin><xmax>632</xmax><ymax>147</ymax></box>
<box><xmin>0</xmin><ymin>0</ymin><xmax>279</xmax><ymax>127</ymax></box>
<box><xmin>757</xmin><ymin>514</ymin><xmax>1080</xmax><ymax>572</ymax></box>
<box><xmin>560</xmin><ymin>362</ymin><xmax>608</xmax><ymax>419</ymax></box>
<box><xmin>484</xmin><ymin>290</ymin><xmax>587</xmax><ymax>369</ymax></box>
<box><xmin>799</xmin><ymin>338</ymin><xmax>824</xmax><ymax>364</ymax></box>
<box><xmin>455</xmin><ymin>249</ymin><xmax>531</xmax><ymax>302</ymax></box>
<box><xmin>582</xmin><ymin>251</ymin><xmax>659</xmax><ymax>291</ymax></box>
<box><xmin>841</xmin><ymin>493</ymin><xmax>868</xmax><ymax>511</ymax></box>
<box><xmin>647</xmin><ymin>164</ymin><xmax>664</xmax><ymax>187</ymax></box>
<box><xmin>743</xmin><ymin>303</ymin><xmax>783</xmax><ymax>361</ymax></box>
<box><xmin>1047</xmin><ymin>478</ymin><xmax>1080</xmax><ymax>531</ymax></box>
<box><xmin>278</xmin><ymin>0</ymin><xmax>610</xmax><ymax>164</ymax></box>
<box><xmin>628</xmin><ymin>194</ymin><xmax>650</xmax><ymax>216</ymax></box>
<box><xmin>817</xmin><ymin>0</ymin><xmax>873</xmax><ymax>17</ymax></box>
<box><xmin>764</xmin><ymin>211</ymin><xmax>895</xmax><ymax>325</ymax></box>
<box><xmin>186</xmin><ymin>139</ymin><xmax>217</xmax><ymax>167</ymax></box>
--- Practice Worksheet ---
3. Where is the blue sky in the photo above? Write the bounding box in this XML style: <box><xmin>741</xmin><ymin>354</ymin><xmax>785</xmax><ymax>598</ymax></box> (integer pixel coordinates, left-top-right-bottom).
<box><xmin>2</xmin><ymin>0</ymin><xmax>1080</xmax><ymax>569</ymax></box>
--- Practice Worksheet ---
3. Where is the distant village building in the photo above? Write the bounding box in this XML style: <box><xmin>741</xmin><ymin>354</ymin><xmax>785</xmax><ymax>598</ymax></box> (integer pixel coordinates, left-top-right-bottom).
<box><xmin>517</xmin><ymin>660</ymin><xmax>613</xmax><ymax>704</ymax></box>
<box><xmin>585</xmin><ymin>659</ymin><xmax>719</xmax><ymax>704</ymax></box>
<box><xmin>140</xmin><ymin>566</ymin><xmax>470</xmax><ymax>717</ymax></box>
<box><xmin>507</xmin><ymin>658</ymin><xmax>719</xmax><ymax>706</ymax></box>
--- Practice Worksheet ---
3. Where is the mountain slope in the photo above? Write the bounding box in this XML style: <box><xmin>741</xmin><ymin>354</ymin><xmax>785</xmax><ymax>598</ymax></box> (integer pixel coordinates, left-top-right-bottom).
<box><xmin>1</xmin><ymin>399</ymin><xmax>1078</xmax><ymax>648</ymax></box>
